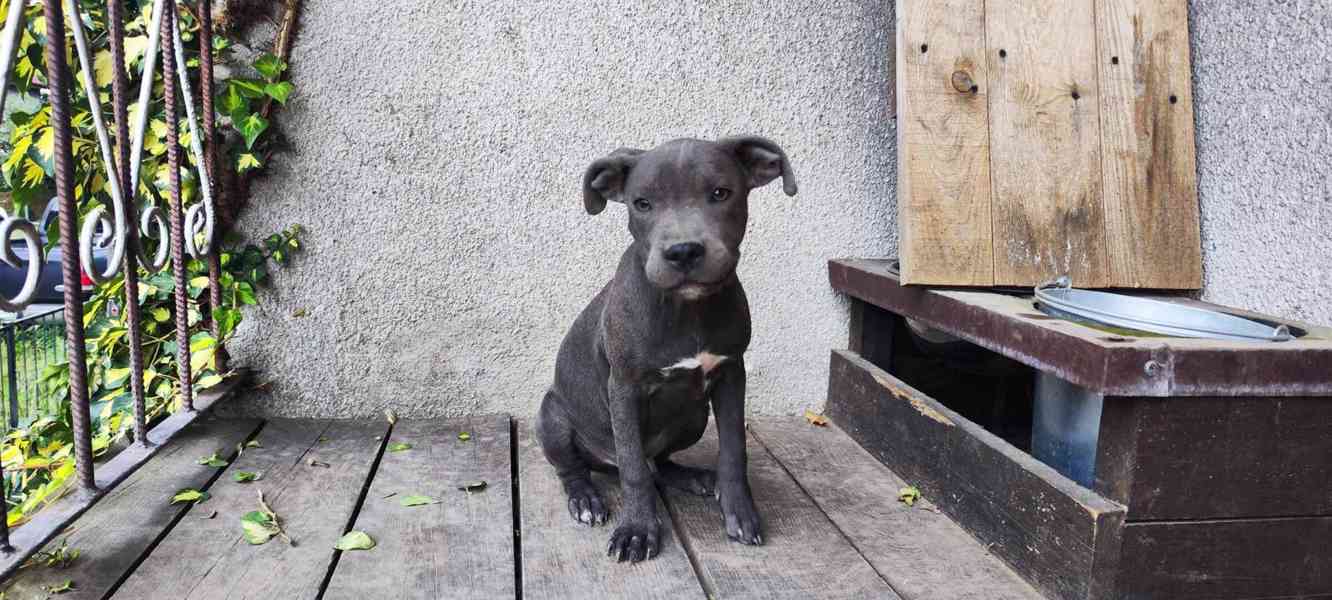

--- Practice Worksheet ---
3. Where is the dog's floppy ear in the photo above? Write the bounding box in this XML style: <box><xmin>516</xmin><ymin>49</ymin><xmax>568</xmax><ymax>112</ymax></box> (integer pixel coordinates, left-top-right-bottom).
<box><xmin>719</xmin><ymin>135</ymin><xmax>798</xmax><ymax>197</ymax></box>
<box><xmin>582</xmin><ymin>147</ymin><xmax>645</xmax><ymax>215</ymax></box>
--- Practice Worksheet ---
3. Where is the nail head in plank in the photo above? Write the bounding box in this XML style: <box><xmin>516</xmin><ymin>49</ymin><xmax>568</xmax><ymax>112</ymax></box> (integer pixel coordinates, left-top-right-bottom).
<box><xmin>663</xmin><ymin>422</ymin><xmax>902</xmax><ymax>599</ymax></box>
<box><xmin>1</xmin><ymin>418</ymin><xmax>262</xmax><ymax>599</ymax></box>
<box><xmin>897</xmin><ymin>0</ymin><xmax>995</xmax><ymax>286</ymax></box>
<box><xmin>748</xmin><ymin>417</ymin><xmax>1042</xmax><ymax>600</ymax></box>
<box><xmin>112</xmin><ymin>419</ymin><xmax>390</xmax><ymax>599</ymax></box>
<box><xmin>516</xmin><ymin>420</ymin><xmax>703</xmax><ymax>600</ymax></box>
<box><xmin>1095</xmin><ymin>0</ymin><xmax>1202</xmax><ymax>289</ymax></box>
<box><xmin>323</xmin><ymin>415</ymin><xmax>515</xmax><ymax>600</ymax></box>
<box><xmin>985</xmin><ymin>0</ymin><xmax>1109</xmax><ymax>287</ymax></box>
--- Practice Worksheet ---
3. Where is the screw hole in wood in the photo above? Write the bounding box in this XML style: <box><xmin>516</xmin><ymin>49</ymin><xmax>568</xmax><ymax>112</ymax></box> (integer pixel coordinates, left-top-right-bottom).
<box><xmin>1111</xmin><ymin>56</ymin><xmax>1119</xmax><ymax>65</ymax></box>
<box><xmin>1169</xmin><ymin>94</ymin><xmax>1178</xmax><ymax>104</ymax></box>
<box><xmin>999</xmin><ymin>49</ymin><xmax>1007</xmax><ymax>59</ymax></box>
<box><xmin>920</xmin><ymin>43</ymin><xmax>928</xmax><ymax>53</ymax></box>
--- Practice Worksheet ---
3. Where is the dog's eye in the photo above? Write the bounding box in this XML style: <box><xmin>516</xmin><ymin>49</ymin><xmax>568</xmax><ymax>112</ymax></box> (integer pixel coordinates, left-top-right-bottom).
<box><xmin>633</xmin><ymin>198</ymin><xmax>652</xmax><ymax>212</ymax></box>
<box><xmin>710</xmin><ymin>188</ymin><xmax>732</xmax><ymax>203</ymax></box>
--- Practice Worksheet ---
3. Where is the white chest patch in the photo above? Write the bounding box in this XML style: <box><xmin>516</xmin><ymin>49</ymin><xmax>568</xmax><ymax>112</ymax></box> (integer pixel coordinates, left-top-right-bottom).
<box><xmin>660</xmin><ymin>351</ymin><xmax>730</xmax><ymax>376</ymax></box>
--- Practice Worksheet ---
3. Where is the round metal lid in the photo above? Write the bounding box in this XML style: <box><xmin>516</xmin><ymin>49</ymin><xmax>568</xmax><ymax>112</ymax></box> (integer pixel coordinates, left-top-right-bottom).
<box><xmin>1034</xmin><ymin>277</ymin><xmax>1293</xmax><ymax>342</ymax></box>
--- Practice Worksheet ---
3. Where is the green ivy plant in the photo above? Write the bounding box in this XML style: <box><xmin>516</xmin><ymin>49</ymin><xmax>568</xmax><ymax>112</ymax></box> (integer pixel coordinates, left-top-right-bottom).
<box><xmin>0</xmin><ymin>0</ymin><xmax>301</xmax><ymax>527</ymax></box>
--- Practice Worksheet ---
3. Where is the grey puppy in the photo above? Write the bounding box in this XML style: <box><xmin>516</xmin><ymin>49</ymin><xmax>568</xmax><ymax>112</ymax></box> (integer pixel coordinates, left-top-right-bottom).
<box><xmin>536</xmin><ymin>136</ymin><xmax>797</xmax><ymax>563</ymax></box>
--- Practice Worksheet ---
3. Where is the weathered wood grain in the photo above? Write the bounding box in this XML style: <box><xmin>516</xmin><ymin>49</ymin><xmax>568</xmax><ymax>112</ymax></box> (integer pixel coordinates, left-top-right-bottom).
<box><xmin>664</xmin><ymin>422</ymin><xmax>901</xmax><ymax>599</ymax></box>
<box><xmin>1095</xmin><ymin>0</ymin><xmax>1201</xmax><ymax>289</ymax></box>
<box><xmin>749</xmin><ymin>417</ymin><xmax>1041</xmax><ymax>600</ymax></box>
<box><xmin>323</xmin><ymin>415</ymin><xmax>515</xmax><ymax>599</ymax></box>
<box><xmin>112</xmin><ymin>419</ymin><xmax>389</xmax><ymax>600</ymax></box>
<box><xmin>1</xmin><ymin>418</ymin><xmax>262</xmax><ymax>600</ymax></box>
<box><xmin>897</xmin><ymin>0</ymin><xmax>994</xmax><ymax>286</ymax></box>
<box><xmin>516</xmin><ymin>420</ymin><xmax>703</xmax><ymax>599</ymax></box>
<box><xmin>826</xmin><ymin>349</ymin><xmax>1125</xmax><ymax>600</ymax></box>
<box><xmin>1118</xmin><ymin>517</ymin><xmax>1332</xmax><ymax>599</ymax></box>
<box><xmin>1097</xmin><ymin>395</ymin><xmax>1332</xmax><ymax>520</ymax></box>
<box><xmin>985</xmin><ymin>0</ymin><xmax>1107</xmax><ymax>287</ymax></box>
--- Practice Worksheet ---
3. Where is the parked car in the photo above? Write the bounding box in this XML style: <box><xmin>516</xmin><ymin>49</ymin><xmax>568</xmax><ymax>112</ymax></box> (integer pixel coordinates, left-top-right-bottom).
<box><xmin>0</xmin><ymin>197</ymin><xmax>110</xmax><ymax>305</ymax></box>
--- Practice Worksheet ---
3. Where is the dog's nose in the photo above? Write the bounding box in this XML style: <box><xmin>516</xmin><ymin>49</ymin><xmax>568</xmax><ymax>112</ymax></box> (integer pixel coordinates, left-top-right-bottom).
<box><xmin>662</xmin><ymin>242</ymin><xmax>706</xmax><ymax>271</ymax></box>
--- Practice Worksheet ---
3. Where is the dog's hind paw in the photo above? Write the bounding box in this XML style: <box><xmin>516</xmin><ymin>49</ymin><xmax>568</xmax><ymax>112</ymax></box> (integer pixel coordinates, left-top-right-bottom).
<box><xmin>655</xmin><ymin>460</ymin><xmax>717</xmax><ymax>497</ymax></box>
<box><xmin>562</xmin><ymin>477</ymin><xmax>609</xmax><ymax>526</ymax></box>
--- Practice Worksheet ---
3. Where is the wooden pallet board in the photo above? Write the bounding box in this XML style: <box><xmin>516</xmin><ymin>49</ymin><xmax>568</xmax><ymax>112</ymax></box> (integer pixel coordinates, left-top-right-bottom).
<box><xmin>896</xmin><ymin>0</ymin><xmax>1202</xmax><ymax>288</ymax></box>
<box><xmin>664</xmin><ymin>423</ymin><xmax>902</xmax><ymax>599</ymax></box>
<box><xmin>0</xmin><ymin>418</ymin><xmax>262</xmax><ymax>600</ymax></box>
<box><xmin>324</xmin><ymin>416</ymin><xmax>515</xmax><ymax>599</ymax></box>
<box><xmin>515</xmin><ymin>420</ymin><xmax>703</xmax><ymax>600</ymax></box>
<box><xmin>112</xmin><ymin>419</ymin><xmax>389</xmax><ymax>599</ymax></box>
<box><xmin>749</xmin><ymin>418</ymin><xmax>1042</xmax><ymax>600</ymax></box>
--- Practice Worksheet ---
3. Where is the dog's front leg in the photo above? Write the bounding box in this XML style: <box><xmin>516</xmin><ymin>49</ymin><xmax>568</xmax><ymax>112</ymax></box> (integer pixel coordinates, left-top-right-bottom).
<box><xmin>711</xmin><ymin>357</ymin><xmax>762</xmax><ymax>545</ymax></box>
<box><xmin>606</xmin><ymin>375</ymin><xmax>659</xmax><ymax>562</ymax></box>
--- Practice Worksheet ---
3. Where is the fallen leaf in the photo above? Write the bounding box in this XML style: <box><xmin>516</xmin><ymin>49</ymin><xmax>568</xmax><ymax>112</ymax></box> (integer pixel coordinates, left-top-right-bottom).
<box><xmin>233</xmin><ymin>471</ymin><xmax>261</xmax><ymax>483</ymax></box>
<box><xmin>241</xmin><ymin>510</ymin><xmax>280</xmax><ymax>545</ymax></box>
<box><xmin>457</xmin><ymin>481</ymin><xmax>488</xmax><ymax>493</ymax></box>
<box><xmin>171</xmin><ymin>489</ymin><xmax>210</xmax><ymax>505</ymax></box>
<box><xmin>457</xmin><ymin>432</ymin><xmax>471</xmax><ymax>442</ymax></box>
<box><xmin>384</xmin><ymin>409</ymin><xmax>397</xmax><ymax>425</ymax></box>
<box><xmin>196</xmin><ymin>453</ymin><xmax>227</xmax><ymax>467</ymax></box>
<box><xmin>200</xmin><ymin>510</ymin><xmax>218</xmax><ymax>519</ymax></box>
<box><xmin>291</xmin><ymin>307</ymin><xmax>308</xmax><ymax>318</ymax></box>
<box><xmin>318</xmin><ymin>435</ymin><xmax>329</xmax><ymax>443</ymax></box>
<box><xmin>246</xmin><ymin>440</ymin><xmax>262</xmax><ymax>448</ymax></box>
<box><xmin>334</xmin><ymin>530</ymin><xmax>375</xmax><ymax>551</ymax></box>
<box><xmin>804</xmin><ymin>410</ymin><xmax>829</xmax><ymax>427</ymax></box>
<box><xmin>387</xmin><ymin>442</ymin><xmax>412</xmax><ymax>452</ymax></box>
<box><xmin>308</xmin><ymin>458</ymin><xmax>330</xmax><ymax>468</ymax></box>
<box><xmin>46</xmin><ymin>579</ymin><xmax>74</xmax><ymax>594</ymax></box>
<box><xmin>400</xmin><ymin>494</ymin><xmax>438</xmax><ymax>507</ymax></box>
<box><xmin>898</xmin><ymin>485</ymin><xmax>921</xmax><ymax>507</ymax></box>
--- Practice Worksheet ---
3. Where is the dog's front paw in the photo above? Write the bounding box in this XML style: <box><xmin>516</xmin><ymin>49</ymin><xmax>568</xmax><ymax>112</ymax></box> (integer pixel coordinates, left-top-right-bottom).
<box><xmin>562</xmin><ymin>477</ymin><xmax>609</xmax><ymax>526</ymax></box>
<box><xmin>606</xmin><ymin>520</ymin><xmax>659</xmax><ymax>563</ymax></box>
<box><xmin>718</xmin><ymin>481</ymin><xmax>762</xmax><ymax>545</ymax></box>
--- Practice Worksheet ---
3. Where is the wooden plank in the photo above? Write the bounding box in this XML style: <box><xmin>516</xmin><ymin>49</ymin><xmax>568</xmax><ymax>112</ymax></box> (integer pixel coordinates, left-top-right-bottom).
<box><xmin>826</xmin><ymin>349</ymin><xmax>1125</xmax><ymax>600</ymax></box>
<box><xmin>828</xmin><ymin>258</ymin><xmax>1332</xmax><ymax>397</ymax></box>
<box><xmin>516</xmin><ymin>420</ymin><xmax>703</xmax><ymax>600</ymax></box>
<box><xmin>663</xmin><ymin>422</ymin><xmax>901</xmax><ymax>599</ymax></box>
<box><xmin>0</xmin><ymin>376</ymin><xmax>250</xmax><ymax>581</ymax></box>
<box><xmin>112</xmin><ymin>419</ymin><xmax>389</xmax><ymax>599</ymax></box>
<box><xmin>324</xmin><ymin>416</ymin><xmax>515</xmax><ymax>599</ymax></box>
<box><xmin>985</xmin><ymin>0</ymin><xmax>1108</xmax><ymax>287</ymax></box>
<box><xmin>749</xmin><ymin>417</ymin><xmax>1041</xmax><ymax>600</ymax></box>
<box><xmin>1100</xmin><ymin>396</ymin><xmax>1332</xmax><ymax>521</ymax></box>
<box><xmin>1</xmin><ymin>417</ymin><xmax>262</xmax><ymax>600</ymax></box>
<box><xmin>1095</xmin><ymin>0</ymin><xmax>1201</xmax><ymax>289</ymax></box>
<box><xmin>897</xmin><ymin>0</ymin><xmax>994</xmax><ymax>286</ymax></box>
<box><xmin>1118</xmin><ymin>517</ymin><xmax>1332</xmax><ymax>599</ymax></box>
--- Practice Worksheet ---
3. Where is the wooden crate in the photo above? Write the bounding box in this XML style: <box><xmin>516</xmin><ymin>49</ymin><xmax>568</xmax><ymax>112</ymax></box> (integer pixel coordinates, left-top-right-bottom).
<box><xmin>828</xmin><ymin>259</ymin><xmax>1332</xmax><ymax>599</ymax></box>
<box><xmin>896</xmin><ymin>0</ymin><xmax>1201</xmax><ymax>289</ymax></box>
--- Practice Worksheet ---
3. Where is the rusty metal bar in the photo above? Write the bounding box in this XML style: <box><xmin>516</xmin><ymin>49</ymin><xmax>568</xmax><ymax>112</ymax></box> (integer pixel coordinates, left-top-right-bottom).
<box><xmin>108</xmin><ymin>0</ymin><xmax>150</xmax><ymax>444</ymax></box>
<box><xmin>160</xmin><ymin>1</ymin><xmax>194</xmax><ymax>412</ymax></box>
<box><xmin>44</xmin><ymin>0</ymin><xmax>96</xmax><ymax>492</ymax></box>
<box><xmin>199</xmin><ymin>0</ymin><xmax>226</xmax><ymax>370</ymax></box>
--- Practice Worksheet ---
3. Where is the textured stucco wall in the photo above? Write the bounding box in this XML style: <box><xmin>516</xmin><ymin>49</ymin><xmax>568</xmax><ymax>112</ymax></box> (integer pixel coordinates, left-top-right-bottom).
<box><xmin>230</xmin><ymin>0</ymin><xmax>1329</xmax><ymax>418</ymax></box>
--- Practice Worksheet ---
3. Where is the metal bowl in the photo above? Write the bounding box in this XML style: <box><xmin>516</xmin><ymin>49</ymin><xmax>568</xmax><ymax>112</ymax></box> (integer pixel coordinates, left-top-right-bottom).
<box><xmin>1034</xmin><ymin>277</ymin><xmax>1292</xmax><ymax>342</ymax></box>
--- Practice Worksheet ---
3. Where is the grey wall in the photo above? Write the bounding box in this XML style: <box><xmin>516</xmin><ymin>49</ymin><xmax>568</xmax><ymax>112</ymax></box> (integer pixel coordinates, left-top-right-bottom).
<box><xmin>231</xmin><ymin>0</ymin><xmax>1330</xmax><ymax>418</ymax></box>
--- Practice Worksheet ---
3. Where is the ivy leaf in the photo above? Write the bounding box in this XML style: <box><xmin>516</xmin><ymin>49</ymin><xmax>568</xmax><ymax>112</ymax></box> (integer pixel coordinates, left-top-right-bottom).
<box><xmin>457</xmin><ymin>432</ymin><xmax>471</xmax><ymax>442</ymax></box>
<box><xmin>93</xmin><ymin>49</ymin><xmax>116</xmax><ymax>87</ymax></box>
<box><xmin>232</xmin><ymin>471</ymin><xmax>261</xmax><ymax>483</ymax></box>
<box><xmin>334</xmin><ymin>530</ymin><xmax>375</xmax><ymax>551</ymax></box>
<box><xmin>263</xmin><ymin>81</ymin><xmax>294</xmax><ymax>105</ymax></box>
<box><xmin>230</xmin><ymin>78</ymin><xmax>267</xmax><ymax>99</ymax></box>
<box><xmin>196</xmin><ymin>453</ymin><xmax>227</xmax><ymax>468</ymax></box>
<box><xmin>240</xmin><ymin>510</ymin><xmax>279</xmax><ymax>545</ymax></box>
<box><xmin>171</xmin><ymin>488</ymin><xmax>210</xmax><ymax>504</ymax></box>
<box><xmin>898</xmin><ymin>485</ymin><xmax>921</xmax><ymax>507</ymax></box>
<box><xmin>387</xmin><ymin>442</ymin><xmax>412</xmax><ymax>453</ymax></box>
<box><xmin>400</xmin><ymin>495</ymin><xmax>438</xmax><ymax>507</ymax></box>
<box><xmin>253</xmin><ymin>52</ymin><xmax>288</xmax><ymax>80</ymax></box>
<box><xmin>218</xmin><ymin>85</ymin><xmax>248</xmax><ymax>120</ymax></box>
<box><xmin>46</xmin><ymin>579</ymin><xmax>75</xmax><ymax>594</ymax></box>
<box><xmin>236</xmin><ymin>152</ymin><xmax>262</xmax><ymax>173</ymax></box>
<box><xmin>237</xmin><ymin>113</ymin><xmax>269</xmax><ymax>149</ymax></box>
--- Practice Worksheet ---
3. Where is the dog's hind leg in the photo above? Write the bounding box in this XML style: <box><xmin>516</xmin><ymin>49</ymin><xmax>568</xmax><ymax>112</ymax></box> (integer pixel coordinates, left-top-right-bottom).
<box><xmin>653</xmin><ymin>409</ymin><xmax>716</xmax><ymax>497</ymax></box>
<box><xmin>536</xmin><ymin>391</ymin><xmax>609</xmax><ymax>526</ymax></box>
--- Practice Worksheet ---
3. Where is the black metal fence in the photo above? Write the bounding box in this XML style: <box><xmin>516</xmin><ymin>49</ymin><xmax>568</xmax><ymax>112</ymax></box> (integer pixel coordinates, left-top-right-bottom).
<box><xmin>0</xmin><ymin>307</ymin><xmax>67</xmax><ymax>428</ymax></box>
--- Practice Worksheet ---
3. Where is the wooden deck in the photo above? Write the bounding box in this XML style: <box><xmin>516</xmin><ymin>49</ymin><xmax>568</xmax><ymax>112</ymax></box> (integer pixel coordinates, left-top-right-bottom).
<box><xmin>2</xmin><ymin>414</ymin><xmax>1041</xmax><ymax>599</ymax></box>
